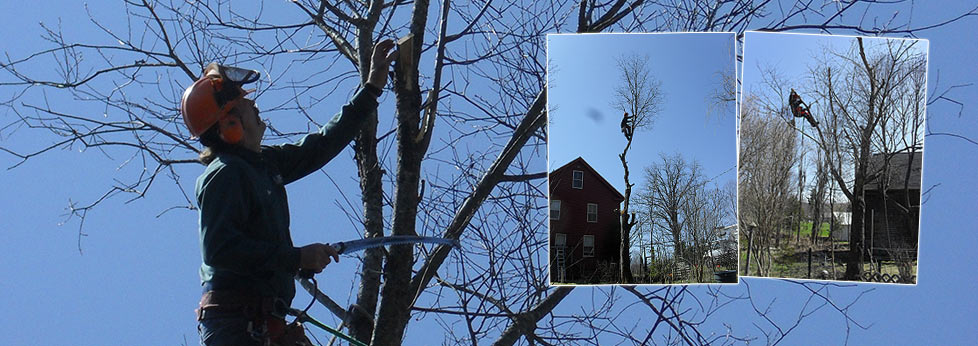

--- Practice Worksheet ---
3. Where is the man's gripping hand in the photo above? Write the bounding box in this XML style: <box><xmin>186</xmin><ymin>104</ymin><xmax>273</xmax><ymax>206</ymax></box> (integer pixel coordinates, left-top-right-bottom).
<box><xmin>366</xmin><ymin>39</ymin><xmax>398</xmax><ymax>90</ymax></box>
<box><xmin>299</xmin><ymin>243</ymin><xmax>340</xmax><ymax>274</ymax></box>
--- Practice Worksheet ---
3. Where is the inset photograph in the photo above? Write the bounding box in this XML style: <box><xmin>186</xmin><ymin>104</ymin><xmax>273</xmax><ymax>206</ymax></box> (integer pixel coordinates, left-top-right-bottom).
<box><xmin>548</xmin><ymin>33</ymin><xmax>738</xmax><ymax>285</ymax></box>
<box><xmin>740</xmin><ymin>32</ymin><xmax>926</xmax><ymax>284</ymax></box>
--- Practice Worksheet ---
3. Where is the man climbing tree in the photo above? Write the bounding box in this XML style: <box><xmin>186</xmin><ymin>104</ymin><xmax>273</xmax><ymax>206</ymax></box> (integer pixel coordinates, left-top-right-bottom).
<box><xmin>184</xmin><ymin>41</ymin><xmax>396</xmax><ymax>345</ymax></box>
<box><xmin>612</xmin><ymin>54</ymin><xmax>665</xmax><ymax>283</ymax></box>
<box><xmin>621</xmin><ymin>111</ymin><xmax>636</xmax><ymax>141</ymax></box>
<box><xmin>789</xmin><ymin>88</ymin><xmax>819</xmax><ymax>128</ymax></box>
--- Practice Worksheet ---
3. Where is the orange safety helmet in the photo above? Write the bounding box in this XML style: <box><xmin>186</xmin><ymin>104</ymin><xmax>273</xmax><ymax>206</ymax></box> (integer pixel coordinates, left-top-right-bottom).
<box><xmin>180</xmin><ymin>63</ymin><xmax>259</xmax><ymax>144</ymax></box>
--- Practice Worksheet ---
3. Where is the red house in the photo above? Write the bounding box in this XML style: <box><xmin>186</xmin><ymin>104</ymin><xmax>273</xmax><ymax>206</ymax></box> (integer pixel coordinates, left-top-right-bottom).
<box><xmin>550</xmin><ymin>157</ymin><xmax>624</xmax><ymax>283</ymax></box>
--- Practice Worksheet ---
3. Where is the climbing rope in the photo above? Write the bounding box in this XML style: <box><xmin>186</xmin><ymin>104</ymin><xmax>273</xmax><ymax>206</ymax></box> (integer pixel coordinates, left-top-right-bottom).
<box><xmin>292</xmin><ymin>277</ymin><xmax>367</xmax><ymax>346</ymax></box>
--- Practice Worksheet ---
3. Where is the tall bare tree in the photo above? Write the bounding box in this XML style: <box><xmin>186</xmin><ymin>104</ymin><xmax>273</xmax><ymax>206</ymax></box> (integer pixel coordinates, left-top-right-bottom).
<box><xmin>682</xmin><ymin>183</ymin><xmax>728</xmax><ymax>281</ymax></box>
<box><xmin>805</xmin><ymin>37</ymin><xmax>927</xmax><ymax>280</ymax></box>
<box><xmin>612</xmin><ymin>54</ymin><xmax>665</xmax><ymax>132</ymax></box>
<box><xmin>739</xmin><ymin>94</ymin><xmax>798</xmax><ymax>276</ymax></box>
<box><xmin>809</xmin><ymin>152</ymin><xmax>829</xmax><ymax>246</ymax></box>
<box><xmin>639</xmin><ymin>153</ymin><xmax>702</xmax><ymax>268</ymax></box>
<box><xmin>611</xmin><ymin>53</ymin><xmax>664</xmax><ymax>283</ymax></box>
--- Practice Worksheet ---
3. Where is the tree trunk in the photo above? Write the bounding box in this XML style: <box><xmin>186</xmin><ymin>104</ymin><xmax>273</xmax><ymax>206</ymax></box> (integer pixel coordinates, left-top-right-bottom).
<box><xmin>618</xmin><ymin>139</ymin><xmax>634</xmax><ymax>284</ymax></box>
<box><xmin>743</xmin><ymin>226</ymin><xmax>752</xmax><ymax>276</ymax></box>
<box><xmin>372</xmin><ymin>1</ymin><xmax>429</xmax><ymax>343</ymax></box>
<box><xmin>844</xmin><ymin>138</ymin><xmax>871</xmax><ymax>280</ymax></box>
<box><xmin>349</xmin><ymin>16</ymin><xmax>385</xmax><ymax>342</ymax></box>
<box><xmin>844</xmin><ymin>190</ymin><xmax>866</xmax><ymax>280</ymax></box>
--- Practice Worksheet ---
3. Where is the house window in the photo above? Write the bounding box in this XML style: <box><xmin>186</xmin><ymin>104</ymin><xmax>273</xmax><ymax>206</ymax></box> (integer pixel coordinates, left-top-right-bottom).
<box><xmin>587</xmin><ymin>203</ymin><xmax>598</xmax><ymax>223</ymax></box>
<box><xmin>554</xmin><ymin>233</ymin><xmax>566</xmax><ymax>248</ymax></box>
<box><xmin>550</xmin><ymin>200</ymin><xmax>561</xmax><ymax>220</ymax></box>
<box><xmin>583</xmin><ymin>235</ymin><xmax>595</xmax><ymax>257</ymax></box>
<box><xmin>572</xmin><ymin>170</ymin><xmax>584</xmax><ymax>189</ymax></box>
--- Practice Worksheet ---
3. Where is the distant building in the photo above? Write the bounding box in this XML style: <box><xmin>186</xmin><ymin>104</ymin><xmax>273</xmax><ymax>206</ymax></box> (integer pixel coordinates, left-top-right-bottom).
<box><xmin>718</xmin><ymin>223</ymin><xmax>738</xmax><ymax>241</ymax></box>
<box><xmin>862</xmin><ymin>151</ymin><xmax>922</xmax><ymax>254</ymax></box>
<box><xmin>801</xmin><ymin>201</ymin><xmax>849</xmax><ymax>220</ymax></box>
<box><xmin>830</xmin><ymin>211</ymin><xmax>851</xmax><ymax>241</ymax></box>
<box><xmin>549</xmin><ymin>157</ymin><xmax>623</xmax><ymax>283</ymax></box>
<box><xmin>796</xmin><ymin>199</ymin><xmax>851</xmax><ymax>241</ymax></box>
<box><xmin>706</xmin><ymin>224</ymin><xmax>738</xmax><ymax>268</ymax></box>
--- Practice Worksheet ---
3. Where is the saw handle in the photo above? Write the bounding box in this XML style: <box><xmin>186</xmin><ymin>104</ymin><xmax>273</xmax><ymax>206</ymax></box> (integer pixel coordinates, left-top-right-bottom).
<box><xmin>297</xmin><ymin>242</ymin><xmax>343</xmax><ymax>279</ymax></box>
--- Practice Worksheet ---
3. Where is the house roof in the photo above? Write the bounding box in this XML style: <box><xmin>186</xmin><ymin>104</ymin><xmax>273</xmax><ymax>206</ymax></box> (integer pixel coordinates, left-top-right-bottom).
<box><xmin>864</xmin><ymin>151</ymin><xmax>922</xmax><ymax>191</ymax></box>
<box><xmin>550</xmin><ymin>157</ymin><xmax>625</xmax><ymax>201</ymax></box>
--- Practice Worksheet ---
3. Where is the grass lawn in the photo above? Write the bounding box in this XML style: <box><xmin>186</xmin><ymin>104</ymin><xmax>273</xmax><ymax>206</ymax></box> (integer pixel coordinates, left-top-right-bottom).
<box><xmin>798</xmin><ymin>221</ymin><xmax>830</xmax><ymax>238</ymax></box>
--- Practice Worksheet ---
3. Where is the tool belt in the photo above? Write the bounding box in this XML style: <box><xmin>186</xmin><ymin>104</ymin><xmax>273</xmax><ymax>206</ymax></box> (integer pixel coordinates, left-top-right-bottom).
<box><xmin>197</xmin><ymin>291</ymin><xmax>311</xmax><ymax>346</ymax></box>
<box><xmin>196</xmin><ymin>290</ymin><xmax>290</xmax><ymax>320</ymax></box>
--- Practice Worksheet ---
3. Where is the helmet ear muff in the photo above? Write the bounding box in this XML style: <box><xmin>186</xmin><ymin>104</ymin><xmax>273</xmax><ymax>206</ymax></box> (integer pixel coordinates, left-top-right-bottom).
<box><xmin>218</xmin><ymin>114</ymin><xmax>244</xmax><ymax>144</ymax></box>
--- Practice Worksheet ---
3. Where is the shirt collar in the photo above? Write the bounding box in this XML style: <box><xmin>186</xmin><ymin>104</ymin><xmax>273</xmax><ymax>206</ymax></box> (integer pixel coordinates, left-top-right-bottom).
<box><xmin>223</xmin><ymin>145</ymin><xmax>264</xmax><ymax>165</ymax></box>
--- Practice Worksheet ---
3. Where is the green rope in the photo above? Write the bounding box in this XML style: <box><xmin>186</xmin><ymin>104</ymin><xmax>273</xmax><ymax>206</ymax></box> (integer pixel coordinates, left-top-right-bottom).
<box><xmin>289</xmin><ymin>309</ymin><xmax>366</xmax><ymax>346</ymax></box>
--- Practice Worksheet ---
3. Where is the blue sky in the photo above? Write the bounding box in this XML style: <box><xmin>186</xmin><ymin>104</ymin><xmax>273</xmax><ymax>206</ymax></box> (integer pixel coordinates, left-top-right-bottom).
<box><xmin>1</xmin><ymin>1</ymin><xmax>977</xmax><ymax>345</ymax></box>
<box><xmin>548</xmin><ymin>33</ymin><xmax>737</xmax><ymax>195</ymax></box>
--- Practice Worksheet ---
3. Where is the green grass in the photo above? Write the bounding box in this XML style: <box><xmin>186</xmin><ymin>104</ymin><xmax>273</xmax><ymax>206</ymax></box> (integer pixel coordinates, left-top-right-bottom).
<box><xmin>798</xmin><ymin>221</ymin><xmax>830</xmax><ymax>238</ymax></box>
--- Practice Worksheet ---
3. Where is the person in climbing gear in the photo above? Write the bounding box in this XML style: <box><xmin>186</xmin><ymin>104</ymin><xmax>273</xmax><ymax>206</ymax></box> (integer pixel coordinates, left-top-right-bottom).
<box><xmin>620</xmin><ymin>111</ymin><xmax>635</xmax><ymax>140</ymax></box>
<box><xmin>789</xmin><ymin>88</ymin><xmax>818</xmax><ymax>128</ymax></box>
<box><xmin>182</xmin><ymin>39</ymin><xmax>397</xmax><ymax>346</ymax></box>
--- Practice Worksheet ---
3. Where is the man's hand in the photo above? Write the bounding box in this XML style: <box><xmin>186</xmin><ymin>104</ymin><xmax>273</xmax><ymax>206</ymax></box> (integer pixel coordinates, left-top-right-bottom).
<box><xmin>366</xmin><ymin>39</ymin><xmax>398</xmax><ymax>90</ymax></box>
<box><xmin>299</xmin><ymin>243</ymin><xmax>340</xmax><ymax>274</ymax></box>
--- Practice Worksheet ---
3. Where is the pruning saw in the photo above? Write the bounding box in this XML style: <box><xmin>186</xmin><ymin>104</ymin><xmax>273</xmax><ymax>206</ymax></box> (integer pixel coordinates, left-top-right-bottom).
<box><xmin>298</xmin><ymin>235</ymin><xmax>460</xmax><ymax>279</ymax></box>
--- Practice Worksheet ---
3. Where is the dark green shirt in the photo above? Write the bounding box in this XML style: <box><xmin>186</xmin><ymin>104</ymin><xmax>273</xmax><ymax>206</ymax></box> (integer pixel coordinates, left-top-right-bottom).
<box><xmin>195</xmin><ymin>87</ymin><xmax>378</xmax><ymax>303</ymax></box>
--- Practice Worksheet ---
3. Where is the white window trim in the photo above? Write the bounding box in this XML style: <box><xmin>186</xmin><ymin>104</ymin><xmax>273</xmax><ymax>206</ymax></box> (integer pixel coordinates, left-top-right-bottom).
<box><xmin>572</xmin><ymin>170</ymin><xmax>584</xmax><ymax>189</ymax></box>
<box><xmin>583</xmin><ymin>235</ymin><xmax>595</xmax><ymax>257</ymax></box>
<box><xmin>587</xmin><ymin>203</ymin><xmax>598</xmax><ymax>223</ymax></box>
<box><xmin>550</xmin><ymin>200</ymin><xmax>561</xmax><ymax>220</ymax></box>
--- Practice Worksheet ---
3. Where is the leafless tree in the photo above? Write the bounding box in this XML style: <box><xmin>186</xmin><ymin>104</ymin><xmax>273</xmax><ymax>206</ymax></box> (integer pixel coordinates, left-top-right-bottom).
<box><xmin>708</xmin><ymin>40</ymin><xmax>738</xmax><ymax>121</ymax></box>
<box><xmin>610</xmin><ymin>52</ymin><xmax>665</xmax><ymax>283</ymax></box>
<box><xmin>804</xmin><ymin>37</ymin><xmax>927</xmax><ymax>281</ymax></box>
<box><xmin>1</xmin><ymin>0</ymin><xmax>973</xmax><ymax>344</ymax></box>
<box><xmin>612</xmin><ymin>53</ymin><xmax>665</xmax><ymax>132</ymax></box>
<box><xmin>637</xmin><ymin>153</ymin><xmax>697</xmax><ymax>277</ymax></box>
<box><xmin>682</xmin><ymin>184</ymin><xmax>728</xmax><ymax>281</ymax></box>
<box><xmin>637</xmin><ymin>151</ymin><xmax>734</xmax><ymax>283</ymax></box>
<box><xmin>739</xmin><ymin>93</ymin><xmax>798</xmax><ymax>276</ymax></box>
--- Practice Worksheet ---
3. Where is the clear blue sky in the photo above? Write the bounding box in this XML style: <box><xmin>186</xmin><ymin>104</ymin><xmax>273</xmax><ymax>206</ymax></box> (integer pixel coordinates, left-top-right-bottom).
<box><xmin>1</xmin><ymin>2</ymin><xmax>977</xmax><ymax>345</ymax></box>
<box><xmin>548</xmin><ymin>33</ymin><xmax>737</xmax><ymax>196</ymax></box>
